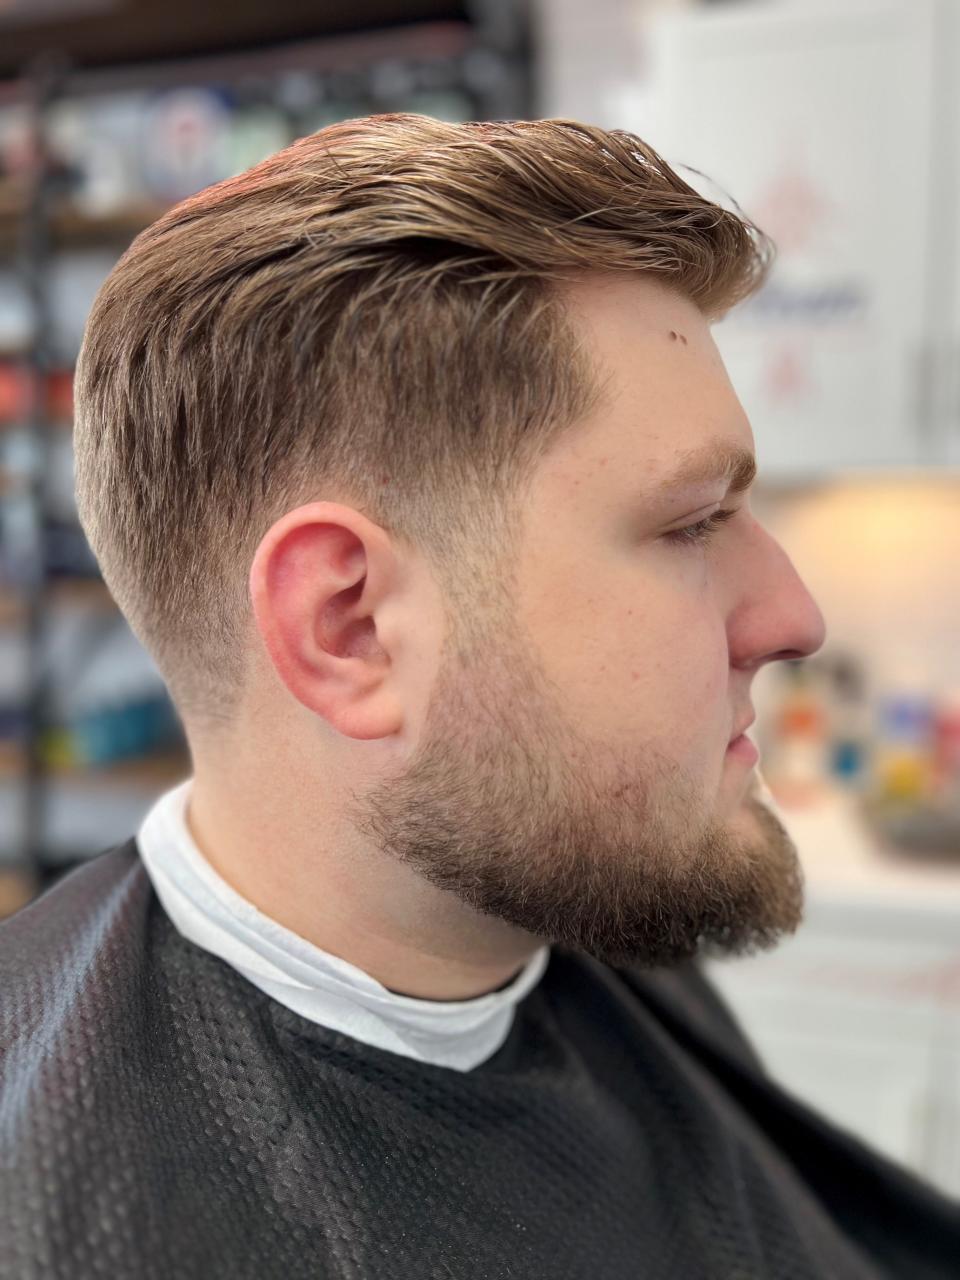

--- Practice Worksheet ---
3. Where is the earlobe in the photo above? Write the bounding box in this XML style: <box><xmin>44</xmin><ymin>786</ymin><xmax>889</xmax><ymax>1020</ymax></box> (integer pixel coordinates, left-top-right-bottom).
<box><xmin>247</xmin><ymin>506</ymin><xmax>402</xmax><ymax>741</ymax></box>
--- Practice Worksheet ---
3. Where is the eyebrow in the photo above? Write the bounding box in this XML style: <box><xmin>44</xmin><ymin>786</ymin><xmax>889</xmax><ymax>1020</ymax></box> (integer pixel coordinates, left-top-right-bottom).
<box><xmin>657</xmin><ymin>440</ymin><xmax>757</xmax><ymax>496</ymax></box>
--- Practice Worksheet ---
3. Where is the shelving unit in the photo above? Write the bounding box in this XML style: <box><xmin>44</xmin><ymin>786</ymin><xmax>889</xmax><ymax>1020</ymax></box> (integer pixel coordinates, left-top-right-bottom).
<box><xmin>0</xmin><ymin>3</ymin><xmax>532</xmax><ymax>913</ymax></box>
<box><xmin>0</xmin><ymin>196</ymin><xmax>167</xmax><ymax>255</ymax></box>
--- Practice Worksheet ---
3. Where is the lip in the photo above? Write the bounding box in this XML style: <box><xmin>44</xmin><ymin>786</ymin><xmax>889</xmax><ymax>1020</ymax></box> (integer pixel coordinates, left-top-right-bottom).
<box><xmin>729</xmin><ymin>713</ymin><xmax>756</xmax><ymax>743</ymax></box>
<box><xmin>726</xmin><ymin>732</ymin><xmax>759</xmax><ymax>765</ymax></box>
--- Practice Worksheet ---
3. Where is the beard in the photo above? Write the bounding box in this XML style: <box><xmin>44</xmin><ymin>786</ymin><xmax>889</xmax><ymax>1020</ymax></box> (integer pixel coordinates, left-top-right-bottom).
<box><xmin>344</xmin><ymin>603</ymin><xmax>804</xmax><ymax>974</ymax></box>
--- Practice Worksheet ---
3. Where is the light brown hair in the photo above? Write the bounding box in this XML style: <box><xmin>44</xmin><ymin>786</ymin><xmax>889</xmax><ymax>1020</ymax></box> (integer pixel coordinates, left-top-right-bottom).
<box><xmin>73</xmin><ymin>113</ymin><xmax>774</xmax><ymax>736</ymax></box>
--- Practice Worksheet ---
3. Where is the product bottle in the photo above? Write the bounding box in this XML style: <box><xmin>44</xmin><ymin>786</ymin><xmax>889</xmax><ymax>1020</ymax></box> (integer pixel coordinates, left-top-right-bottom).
<box><xmin>823</xmin><ymin>651</ymin><xmax>871</xmax><ymax>790</ymax></box>
<box><xmin>931</xmin><ymin>688</ymin><xmax>960</xmax><ymax>812</ymax></box>
<box><xmin>764</xmin><ymin>659</ymin><xmax>829</xmax><ymax>807</ymax></box>
<box><xmin>870</xmin><ymin>670</ymin><xmax>936</xmax><ymax>808</ymax></box>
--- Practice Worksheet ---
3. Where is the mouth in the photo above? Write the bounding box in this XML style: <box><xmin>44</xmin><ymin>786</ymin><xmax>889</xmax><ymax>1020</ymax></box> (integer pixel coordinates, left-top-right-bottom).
<box><xmin>726</xmin><ymin>732</ymin><xmax>759</xmax><ymax>766</ymax></box>
<box><xmin>729</xmin><ymin>712</ymin><xmax>756</xmax><ymax>743</ymax></box>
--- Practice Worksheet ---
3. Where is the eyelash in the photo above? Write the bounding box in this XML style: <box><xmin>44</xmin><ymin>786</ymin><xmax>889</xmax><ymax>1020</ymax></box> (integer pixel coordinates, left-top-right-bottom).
<box><xmin>664</xmin><ymin>507</ymin><xmax>738</xmax><ymax>548</ymax></box>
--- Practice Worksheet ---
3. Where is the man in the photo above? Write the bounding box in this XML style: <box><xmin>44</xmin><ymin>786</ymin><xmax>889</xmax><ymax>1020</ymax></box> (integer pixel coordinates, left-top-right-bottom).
<box><xmin>1</xmin><ymin>114</ymin><xmax>957</xmax><ymax>1278</ymax></box>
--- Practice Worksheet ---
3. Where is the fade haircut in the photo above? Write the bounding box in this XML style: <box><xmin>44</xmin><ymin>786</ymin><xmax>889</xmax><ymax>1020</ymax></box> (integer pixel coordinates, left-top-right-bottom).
<box><xmin>73</xmin><ymin>113</ymin><xmax>773</xmax><ymax>735</ymax></box>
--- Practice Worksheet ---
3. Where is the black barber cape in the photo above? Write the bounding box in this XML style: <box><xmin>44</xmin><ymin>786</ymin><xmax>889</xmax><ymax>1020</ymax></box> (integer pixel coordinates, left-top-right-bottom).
<box><xmin>2</xmin><ymin>842</ymin><xmax>958</xmax><ymax>1280</ymax></box>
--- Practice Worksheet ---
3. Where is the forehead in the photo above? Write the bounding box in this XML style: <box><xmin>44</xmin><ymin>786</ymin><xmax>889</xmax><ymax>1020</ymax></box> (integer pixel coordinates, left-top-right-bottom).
<box><xmin>553</xmin><ymin>273</ymin><xmax>754</xmax><ymax>487</ymax></box>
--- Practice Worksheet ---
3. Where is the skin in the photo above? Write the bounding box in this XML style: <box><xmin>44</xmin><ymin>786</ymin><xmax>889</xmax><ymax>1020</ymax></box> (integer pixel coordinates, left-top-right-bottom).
<box><xmin>186</xmin><ymin>272</ymin><xmax>827</xmax><ymax>1001</ymax></box>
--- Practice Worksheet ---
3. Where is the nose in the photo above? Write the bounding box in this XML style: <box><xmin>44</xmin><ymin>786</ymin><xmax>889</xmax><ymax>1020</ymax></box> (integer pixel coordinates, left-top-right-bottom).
<box><xmin>727</xmin><ymin>520</ymin><xmax>827</xmax><ymax>671</ymax></box>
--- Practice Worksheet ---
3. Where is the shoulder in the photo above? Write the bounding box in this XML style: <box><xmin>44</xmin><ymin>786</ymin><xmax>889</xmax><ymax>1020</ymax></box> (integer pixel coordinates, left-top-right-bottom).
<box><xmin>611</xmin><ymin>953</ymin><xmax>769</xmax><ymax>1077</ymax></box>
<box><xmin>0</xmin><ymin>841</ymin><xmax>151</xmax><ymax>1053</ymax></box>
<box><xmin>544</xmin><ymin>945</ymin><xmax>768</xmax><ymax>1077</ymax></box>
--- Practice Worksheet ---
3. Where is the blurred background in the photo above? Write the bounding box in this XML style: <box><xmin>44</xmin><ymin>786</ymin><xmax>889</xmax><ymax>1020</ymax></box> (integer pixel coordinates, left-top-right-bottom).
<box><xmin>0</xmin><ymin>0</ymin><xmax>957</xmax><ymax>1197</ymax></box>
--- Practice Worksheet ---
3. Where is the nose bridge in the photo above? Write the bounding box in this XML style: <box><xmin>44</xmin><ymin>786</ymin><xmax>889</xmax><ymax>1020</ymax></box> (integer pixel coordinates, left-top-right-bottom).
<box><xmin>732</xmin><ymin>519</ymin><xmax>827</xmax><ymax>664</ymax></box>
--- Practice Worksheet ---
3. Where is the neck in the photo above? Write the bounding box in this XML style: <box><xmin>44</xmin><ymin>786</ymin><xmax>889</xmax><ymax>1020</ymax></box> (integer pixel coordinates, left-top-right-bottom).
<box><xmin>184</xmin><ymin>769</ymin><xmax>540</xmax><ymax>1001</ymax></box>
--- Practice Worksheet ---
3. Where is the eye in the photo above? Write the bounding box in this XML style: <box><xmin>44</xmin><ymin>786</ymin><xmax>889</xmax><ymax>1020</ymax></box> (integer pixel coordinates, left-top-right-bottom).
<box><xmin>663</xmin><ymin>507</ymin><xmax>738</xmax><ymax>548</ymax></box>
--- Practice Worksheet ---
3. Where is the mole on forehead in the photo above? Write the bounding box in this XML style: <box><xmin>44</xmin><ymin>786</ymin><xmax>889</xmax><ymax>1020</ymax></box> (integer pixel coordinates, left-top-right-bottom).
<box><xmin>667</xmin><ymin>330</ymin><xmax>688</xmax><ymax>345</ymax></box>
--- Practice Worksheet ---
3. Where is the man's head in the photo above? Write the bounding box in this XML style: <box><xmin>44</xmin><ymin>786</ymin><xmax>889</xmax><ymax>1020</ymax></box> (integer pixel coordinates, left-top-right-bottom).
<box><xmin>73</xmin><ymin>114</ymin><xmax>826</xmax><ymax>976</ymax></box>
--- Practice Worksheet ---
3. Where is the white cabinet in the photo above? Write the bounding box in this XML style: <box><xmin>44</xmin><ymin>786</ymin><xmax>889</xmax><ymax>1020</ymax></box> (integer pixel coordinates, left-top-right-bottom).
<box><xmin>701</xmin><ymin>897</ymin><xmax>960</xmax><ymax>1200</ymax></box>
<box><xmin>632</xmin><ymin>0</ymin><xmax>955</xmax><ymax>479</ymax></box>
<box><xmin>941</xmin><ymin>0</ymin><xmax>960</xmax><ymax>468</ymax></box>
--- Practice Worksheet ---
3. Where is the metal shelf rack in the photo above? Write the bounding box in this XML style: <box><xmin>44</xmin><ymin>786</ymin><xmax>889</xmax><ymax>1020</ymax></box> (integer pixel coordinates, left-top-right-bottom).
<box><xmin>0</xmin><ymin>2</ymin><xmax>532</xmax><ymax>911</ymax></box>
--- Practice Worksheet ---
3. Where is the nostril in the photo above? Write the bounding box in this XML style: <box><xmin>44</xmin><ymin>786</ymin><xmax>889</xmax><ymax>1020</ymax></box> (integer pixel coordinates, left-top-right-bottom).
<box><xmin>769</xmin><ymin>648</ymin><xmax>813</xmax><ymax>663</ymax></box>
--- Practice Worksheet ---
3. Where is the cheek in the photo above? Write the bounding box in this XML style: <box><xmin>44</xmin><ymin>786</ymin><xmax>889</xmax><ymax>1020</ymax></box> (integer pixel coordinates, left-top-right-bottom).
<box><xmin>518</xmin><ymin>550</ymin><xmax>727</xmax><ymax>750</ymax></box>
<box><xmin>618</xmin><ymin>599</ymin><xmax>728</xmax><ymax>754</ymax></box>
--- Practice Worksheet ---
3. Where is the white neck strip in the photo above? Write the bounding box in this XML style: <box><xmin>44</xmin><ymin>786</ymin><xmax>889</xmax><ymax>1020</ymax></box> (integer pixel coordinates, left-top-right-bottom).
<box><xmin>136</xmin><ymin>778</ymin><xmax>550</xmax><ymax>1072</ymax></box>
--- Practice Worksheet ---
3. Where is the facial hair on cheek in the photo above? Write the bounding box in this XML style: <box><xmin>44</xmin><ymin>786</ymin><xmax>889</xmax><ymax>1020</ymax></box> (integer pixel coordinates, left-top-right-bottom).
<box><xmin>346</xmin><ymin>636</ymin><xmax>806</xmax><ymax>975</ymax></box>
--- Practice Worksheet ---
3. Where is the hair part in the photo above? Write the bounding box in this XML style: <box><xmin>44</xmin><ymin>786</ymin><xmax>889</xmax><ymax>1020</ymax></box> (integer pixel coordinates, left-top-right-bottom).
<box><xmin>72</xmin><ymin>113</ymin><xmax>774</xmax><ymax>737</ymax></box>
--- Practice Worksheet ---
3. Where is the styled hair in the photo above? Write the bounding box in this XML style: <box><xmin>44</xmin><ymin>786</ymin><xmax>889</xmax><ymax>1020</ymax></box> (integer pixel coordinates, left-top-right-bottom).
<box><xmin>73</xmin><ymin>113</ymin><xmax>774</xmax><ymax>735</ymax></box>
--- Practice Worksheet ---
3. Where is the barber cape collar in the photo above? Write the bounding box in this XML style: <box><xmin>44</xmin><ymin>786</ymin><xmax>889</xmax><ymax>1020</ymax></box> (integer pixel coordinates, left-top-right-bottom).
<box><xmin>136</xmin><ymin>778</ymin><xmax>550</xmax><ymax>1072</ymax></box>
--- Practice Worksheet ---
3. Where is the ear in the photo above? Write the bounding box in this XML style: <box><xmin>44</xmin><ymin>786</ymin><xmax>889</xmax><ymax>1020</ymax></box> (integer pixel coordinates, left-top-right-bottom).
<box><xmin>248</xmin><ymin>502</ymin><xmax>404</xmax><ymax>741</ymax></box>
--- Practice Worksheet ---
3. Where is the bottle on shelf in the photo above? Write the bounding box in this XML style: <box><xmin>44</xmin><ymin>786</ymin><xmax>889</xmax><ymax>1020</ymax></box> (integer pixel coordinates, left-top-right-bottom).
<box><xmin>822</xmin><ymin>650</ymin><xmax>872</xmax><ymax>791</ymax></box>
<box><xmin>868</xmin><ymin>669</ymin><xmax>937</xmax><ymax>810</ymax></box>
<box><xmin>760</xmin><ymin>659</ymin><xmax>830</xmax><ymax>809</ymax></box>
<box><xmin>931</xmin><ymin>688</ymin><xmax>960</xmax><ymax>812</ymax></box>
